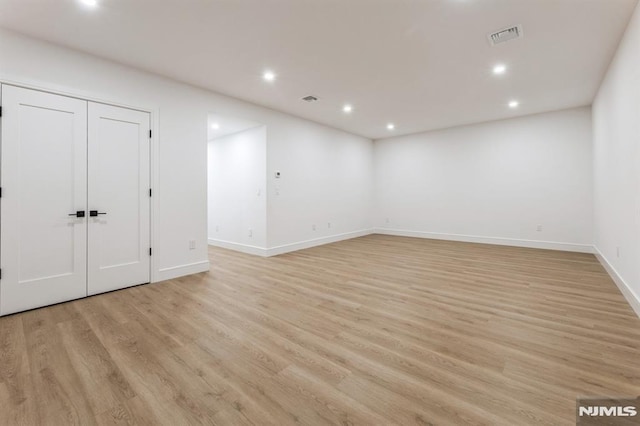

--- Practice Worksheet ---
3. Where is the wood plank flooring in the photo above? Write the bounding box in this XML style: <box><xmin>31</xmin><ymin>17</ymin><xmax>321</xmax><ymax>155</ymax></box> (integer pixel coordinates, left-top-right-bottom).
<box><xmin>1</xmin><ymin>234</ymin><xmax>639</xmax><ymax>425</ymax></box>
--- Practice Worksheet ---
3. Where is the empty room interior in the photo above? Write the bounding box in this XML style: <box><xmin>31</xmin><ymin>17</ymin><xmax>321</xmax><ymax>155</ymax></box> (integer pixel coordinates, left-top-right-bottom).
<box><xmin>1</xmin><ymin>0</ymin><xmax>640</xmax><ymax>424</ymax></box>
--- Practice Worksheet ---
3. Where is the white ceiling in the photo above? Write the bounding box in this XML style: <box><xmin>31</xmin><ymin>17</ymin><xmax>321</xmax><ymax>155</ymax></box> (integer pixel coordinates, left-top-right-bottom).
<box><xmin>208</xmin><ymin>114</ymin><xmax>263</xmax><ymax>141</ymax></box>
<box><xmin>0</xmin><ymin>0</ymin><xmax>637</xmax><ymax>139</ymax></box>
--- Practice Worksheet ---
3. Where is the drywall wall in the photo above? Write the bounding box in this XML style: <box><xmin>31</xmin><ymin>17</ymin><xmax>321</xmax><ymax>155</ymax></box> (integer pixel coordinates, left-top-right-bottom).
<box><xmin>0</xmin><ymin>28</ymin><xmax>374</xmax><ymax>275</ymax></box>
<box><xmin>208</xmin><ymin>126</ymin><xmax>267</xmax><ymax>254</ymax></box>
<box><xmin>592</xmin><ymin>2</ymin><xmax>640</xmax><ymax>316</ymax></box>
<box><xmin>267</xmin><ymin>122</ymin><xmax>374</xmax><ymax>254</ymax></box>
<box><xmin>374</xmin><ymin>107</ymin><xmax>593</xmax><ymax>252</ymax></box>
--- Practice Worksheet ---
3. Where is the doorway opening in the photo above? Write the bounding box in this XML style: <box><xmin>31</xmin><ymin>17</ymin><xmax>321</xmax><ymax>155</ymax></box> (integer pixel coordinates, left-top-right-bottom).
<box><xmin>207</xmin><ymin>113</ymin><xmax>267</xmax><ymax>254</ymax></box>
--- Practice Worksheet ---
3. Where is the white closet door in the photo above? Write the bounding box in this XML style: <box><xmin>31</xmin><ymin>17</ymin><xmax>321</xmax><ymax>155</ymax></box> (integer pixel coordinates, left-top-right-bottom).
<box><xmin>0</xmin><ymin>85</ymin><xmax>88</xmax><ymax>316</ymax></box>
<box><xmin>87</xmin><ymin>102</ymin><xmax>150</xmax><ymax>295</ymax></box>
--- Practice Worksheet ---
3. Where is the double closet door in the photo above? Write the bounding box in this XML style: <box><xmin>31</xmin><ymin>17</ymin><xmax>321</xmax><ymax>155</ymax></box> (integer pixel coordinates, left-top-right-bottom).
<box><xmin>0</xmin><ymin>85</ymin><xmax>151</xmax><ymax>316</ymax></box>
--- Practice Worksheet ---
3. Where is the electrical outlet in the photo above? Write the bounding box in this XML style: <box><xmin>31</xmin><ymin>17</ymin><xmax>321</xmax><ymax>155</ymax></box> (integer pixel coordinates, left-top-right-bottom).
<box><xmin>617</xmin><ymin>247</ymin><xmax>620</xmax><ymax>258</ymax></box>
<box><xmin>385</xmin><ymin>217</ymin><xmax>390</xmax><ymax>224</ymax></box>
<box><xmin>215</xmin><ymin>225</ymin><xmax>219</xmax><ymax>232</ymax></box>
<box><xmin>312</xmin><ymin>224</ymin><xmax>317</xmax><ymax>231</ymax></box>
<box><xmin>536</xmin><ymin>225</ymin><xmax>542</xmax><ymax>232</ymax></box>
<box><xmin>189</xmin><ymin>240</ymin><xmax>196</xmax><ymax>250</ymax></box>
<box><xmin>327</xmin><ymin>222</ymin><xmax>331</xmax><ymax>229</ymax></box>
<box><xmin>248</xmin><ymin>229</ymin><xmax>253</xmax><ymax>238</ymax></box>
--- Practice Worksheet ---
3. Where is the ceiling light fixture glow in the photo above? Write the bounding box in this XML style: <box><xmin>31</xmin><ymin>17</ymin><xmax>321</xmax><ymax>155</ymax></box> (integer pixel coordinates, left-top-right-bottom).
<box><xmin>343</xmin><ymin>104</ymin><xmax>353</xmax><ymax>113</ymax></box>
<box><xmin>80</xmin><ymin>0</ymin><xmax>98</xmax><ymax>7</ymax></box>
<box><xmin>508</xmin><ymin>100</ymin><xmax>519</xmax><ymax>108</ymax></box>
<box><xmin>493</xmin><ymin>64</ymin><xmax>507</xmax><ymax>75</ymax></box>
<box><xmin>211</xmin><ymin>123</ymin><xmax>220</xmax><ymax>130</ymax></box>
<box><xmin>387</xmin><ymin>123</ymin><xmax>395</xmax><ymax>130</ymax></box>
<box><xmin>263</xmin><ymin>71</ymin><xmax>276</xmax><ymax>82</ymax></box>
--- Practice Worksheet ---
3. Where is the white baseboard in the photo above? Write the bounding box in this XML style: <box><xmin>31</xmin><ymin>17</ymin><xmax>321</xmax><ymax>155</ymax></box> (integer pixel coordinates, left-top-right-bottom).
<box><xmin>207</xmin><ymin>238</ymin><xmax>269</xmax><ymax>257</ymax></box>
<box><xmin>155</xmin><ymin>260</ymin><xmax>210</xmax><ymax>282</ymax></box>
<box><xmin>593</xmin><ymin>247</ymin><xmax>640</xmax><ymax>318</ymax></box>
<box><xmin>374</xmin><ymin>228</ymin><xmax>594</xmax><ymax>253</ymax></box>
<box><xmin>266</xmin><ymin>229</ymin><xmax>374</xmax><ymax>257</ymax></box>
<box><xmin>209</xmin><ymin>230</ymin><xmax>374</xmax><ymax>257</ymax></box>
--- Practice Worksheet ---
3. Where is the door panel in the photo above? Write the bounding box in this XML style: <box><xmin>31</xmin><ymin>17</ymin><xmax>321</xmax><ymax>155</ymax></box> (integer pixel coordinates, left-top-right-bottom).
<box><xmin>88</xmin><ymin>102</ymin><xmax>150</xmax><ymax>295</ymax></box>
<box><xmin>0</xmin><ymin>85</ymin><xmax>88</xmax><ymax>315</ymax></box>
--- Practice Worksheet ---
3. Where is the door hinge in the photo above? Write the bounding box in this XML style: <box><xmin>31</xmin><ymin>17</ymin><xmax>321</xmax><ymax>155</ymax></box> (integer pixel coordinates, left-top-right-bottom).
<box><xmin>0</xmin><ymin>187</ymin><xmax>2</xmax><ymax>198</ymax></box>
<box><xmin>149</xmin><ymin>188</ymin><xmax>152</xmax><ymax>197</ymax></box>
<box><xmin>149</xmin><ymin>129</ymin><xmax>152</xmax><ymax>138</ymax></box>
<box><xmin>149</xmin><ymin>248</ymin><xmax>152</xmax><ymax>256</ymax></box>
<box><xmin>0</xmin><ymin>106</ymin><xmax>3</xmax><ymax>117</ymax></box>
<box><xmin>0</xmin><ymin>269</ymin><xmax>3</xmax><ymax>279</ymax></box>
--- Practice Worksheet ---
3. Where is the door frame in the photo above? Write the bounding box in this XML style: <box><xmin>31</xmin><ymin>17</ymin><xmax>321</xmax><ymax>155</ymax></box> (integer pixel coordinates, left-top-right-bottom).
<box><xmin>0</xmin><ymin>78</ymin><xmax>159</xmax><ymax>284</ymax></box>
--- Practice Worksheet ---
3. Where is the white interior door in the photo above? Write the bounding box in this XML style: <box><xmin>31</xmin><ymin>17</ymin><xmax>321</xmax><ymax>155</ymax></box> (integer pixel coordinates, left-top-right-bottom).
<box><xmin>87</xmin><ymin>102</ymin><xmax>150</xmax><ymax>295</ymax></box>
<box><xmin>0</xmin><ymin>85</ymin><xmax>88</xmax><ymax>316</ymax></box>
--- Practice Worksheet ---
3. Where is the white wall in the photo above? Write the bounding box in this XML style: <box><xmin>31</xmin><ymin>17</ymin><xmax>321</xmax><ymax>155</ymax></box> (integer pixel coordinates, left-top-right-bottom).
<box><xmin>0</xmin><ymin>28</ymin><xmax>374</xmax><ymax>275</ymax></box>
<box><xmin>592</xmin><ymin>2</ymin><xmax>640</xmax><ymax>316</ymax></box>
<box><xmin>208</xmin><ymin>126</ymin><xmax>267</xmax><ymax>253</ymax></box>
<box><xmin>374</xmin><ymin>107</ymin><xmax>593</xmax><ymax>252</ymax></box>
<box><xmin>267</xmin><ymin>123</ymin><xmax>374</xmax><ymax>254</ymax></box>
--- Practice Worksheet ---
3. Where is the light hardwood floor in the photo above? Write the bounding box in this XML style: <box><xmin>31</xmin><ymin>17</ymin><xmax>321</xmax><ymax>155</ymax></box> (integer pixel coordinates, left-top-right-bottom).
<box><xmin>1</xmin><ymin>234</ymin><xmax>639</xmax><ymax>425</ymax></box>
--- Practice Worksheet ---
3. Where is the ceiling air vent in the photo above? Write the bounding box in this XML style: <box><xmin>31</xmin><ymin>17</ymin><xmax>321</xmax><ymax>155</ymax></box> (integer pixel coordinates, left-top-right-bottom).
<box><xmin>488</xmin><ymin>25</ymin><xmax>523</xmax><ymax>46</ymax></box>
<box><xmin>302</xmin><ymin>95</ymin><xmax>319</xmax><ymax>102</ymax></box>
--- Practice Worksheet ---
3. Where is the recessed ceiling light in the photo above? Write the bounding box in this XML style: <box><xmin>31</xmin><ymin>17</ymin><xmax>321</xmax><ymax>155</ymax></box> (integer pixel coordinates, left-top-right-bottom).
<box><xmin>508</xmin><ymin>100</ymin><xmax>519</xmax><ymax>108</ymax></box>
<box><xmin>387</xmin><ymin>123</ymin><xmax>395</xmax><ymax>130</ymax></box>
<box><xmin>211</xmin><ymin>123</ymin><xmax>220</xmax><ymax>130</ymax></box>
<box><xmin>80</xmin><ymin>0</ymin><xmax>98</xmax><ymax>7</ymax></box>
<box><xmin>343</xmin><ymin>104</ymin><xmax>353</xmax><ymax>113</ymax></box>
<box><xmin>263</xmin><ymin>71</ymin><xmax>276</xmax><ymax>82</ymax></box>
<box><xmin>493</xmin><ymin>64</ymin><xmax>507</xmax><ymax>75</ymax></box>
